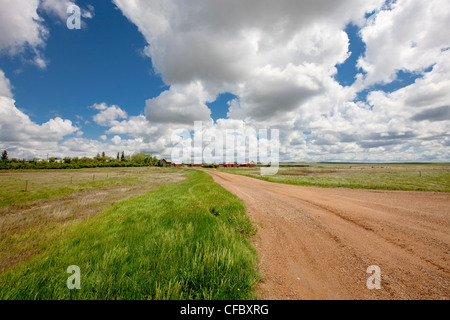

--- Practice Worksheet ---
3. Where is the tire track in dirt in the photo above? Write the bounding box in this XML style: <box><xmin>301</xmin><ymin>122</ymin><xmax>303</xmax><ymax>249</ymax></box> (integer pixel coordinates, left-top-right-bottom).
<box><xmin>206</xmin><ymin>170</ymin><xmax>450</xmax><ymax>300</ymax></box>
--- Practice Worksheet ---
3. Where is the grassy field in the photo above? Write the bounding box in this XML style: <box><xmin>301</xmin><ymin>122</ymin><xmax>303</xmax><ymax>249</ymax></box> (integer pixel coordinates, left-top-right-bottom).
<box><xmin>218</xmin><ymin>163</ymin><xmax>450</xmax><ymax>192</ymax></box>
<box><xmin>0</xmin><ymin>168</ymin><xmax>259</xmax><ymax>299</ymax></box>
<box><xmin>0</xmin><ymin>167</ymin><xmax>179</xmax><ymax>208</ymax></box>
<box><xmin>0</xmin><ymin>167</ymin><xmax>185</xmax><ymax>273</ymax></box>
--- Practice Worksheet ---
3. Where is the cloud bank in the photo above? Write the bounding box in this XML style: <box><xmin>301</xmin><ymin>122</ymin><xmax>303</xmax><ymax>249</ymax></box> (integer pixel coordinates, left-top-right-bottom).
<box><xmin>0</xmin><ymin>0</ymin><xmax>449</xmax><ymax>162</ymax></box>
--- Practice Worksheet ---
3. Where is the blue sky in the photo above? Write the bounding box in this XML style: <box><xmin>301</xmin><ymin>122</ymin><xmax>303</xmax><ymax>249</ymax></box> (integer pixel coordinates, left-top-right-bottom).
<box><xmin>0</xmin><ymin>0</ymin><xmax>449</xmax><ymax>162</ymax></box>
<box><xmin>0</xmin><ymin>0</ymin><xmax>243</xmax><ymax>140</ymax></box>
<box><xmin>1</xmin><ymin>0</ymin><xmax>165</xmax><ymax>140</ymax></box>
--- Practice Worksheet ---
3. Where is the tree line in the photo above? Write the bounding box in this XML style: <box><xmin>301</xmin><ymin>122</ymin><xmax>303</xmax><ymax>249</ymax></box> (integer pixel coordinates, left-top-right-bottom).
<box><xmin>0</xmin><ymin>150</ymin><xmax>160</xmax><ymax>170</ymax></box>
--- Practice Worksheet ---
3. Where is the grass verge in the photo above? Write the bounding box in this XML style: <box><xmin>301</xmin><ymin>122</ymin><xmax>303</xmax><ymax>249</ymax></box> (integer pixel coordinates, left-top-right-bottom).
<box><xmin>0</xmin><ymin>170</ymin><xmax>258</xmax><ymax>300</ymax></box>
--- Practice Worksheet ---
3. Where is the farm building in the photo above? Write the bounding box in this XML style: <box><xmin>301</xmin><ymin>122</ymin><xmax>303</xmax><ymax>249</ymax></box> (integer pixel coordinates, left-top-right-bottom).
<box><xmin>222</xmin><ymin>163</ymin><xmax>238</xmax><ymax>168</ymax></box>
<box><xmin>159</xmin><ymin>159</ymin><xmax>172</xmax><ymax>167</ymax></box>
<box><xmin>223</xmin><ymin>161</ymin><xmax>255</xmax><ymax>168</ymax></box>
<box><xmin>188</xmin><ymin>164</ymin><xmax>202</xmax><ymax>167</ymax></box>
<box><xmin>173</xmin><ymin>163</ymin><xmax>182</xmax><ymax>167</ymax></box>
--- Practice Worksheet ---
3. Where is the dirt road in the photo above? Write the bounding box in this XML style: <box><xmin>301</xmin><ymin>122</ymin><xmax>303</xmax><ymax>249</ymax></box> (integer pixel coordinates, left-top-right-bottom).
<box><xmin>206</xmin><ymin>170</ymin><xmax>450</xmax><ymax>300</ymax></box>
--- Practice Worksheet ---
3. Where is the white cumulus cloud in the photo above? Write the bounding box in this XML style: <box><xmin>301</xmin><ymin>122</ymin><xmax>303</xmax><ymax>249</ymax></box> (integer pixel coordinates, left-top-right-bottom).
<box><xmin>92</xmin><ymin>103</ymin><xmax>128</xmax><ymax>127</ymax></box>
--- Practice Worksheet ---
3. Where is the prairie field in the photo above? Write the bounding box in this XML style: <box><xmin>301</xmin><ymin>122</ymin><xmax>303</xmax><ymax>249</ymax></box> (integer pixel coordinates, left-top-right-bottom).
<box><xmin>1</xmin><ymin>163</ymin><xmax>448</xmax><ymax>300</ymax></box>
<box><xmin>218</xmin><ymin>163</ymin><xmax>450</xmax><ymax>192</ymax></box>
<box><xmin>0</xmin><ymin>168</ymin><xmax>258</xmax><ymax>299</ymax></box>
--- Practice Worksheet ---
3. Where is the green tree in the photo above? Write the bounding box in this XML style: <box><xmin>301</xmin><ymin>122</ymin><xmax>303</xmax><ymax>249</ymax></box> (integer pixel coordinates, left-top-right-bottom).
<box><xmin>121</xmin><ymin>151</ymin><xmax>125</xmax><ymax>162</ymax></box>
<box><xmin>131</xmin><ymin>152</ymin><xmax>147</xmax><ymax>164</ymax></box>
<box><xmin>1</xmin><ymin>150</ymin><xmax>8</xmax><ymax>161</ymax></box>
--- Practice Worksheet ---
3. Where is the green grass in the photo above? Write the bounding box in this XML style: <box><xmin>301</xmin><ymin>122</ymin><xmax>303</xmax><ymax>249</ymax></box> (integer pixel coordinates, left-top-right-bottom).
<box><xmin>218</xmin><ymin>163</ymin><xmax>450</xmax><ymax>192</ymax></box>
<box><xmin>0</xmin><ymin>170</ymin><xmax>259</xmax><ymax>300</ymax></box>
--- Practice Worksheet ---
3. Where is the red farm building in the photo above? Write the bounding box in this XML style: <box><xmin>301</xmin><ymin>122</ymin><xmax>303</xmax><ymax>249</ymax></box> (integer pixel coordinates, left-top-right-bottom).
<box><xmin>222</xmin><ymin>163</ymin><xmax>239</xmax><ymax>168</ymax></box>
<box><xmin>224</xmin><ymin>161</ymin><xmax>255</xmax><ymax>168</ymax></box>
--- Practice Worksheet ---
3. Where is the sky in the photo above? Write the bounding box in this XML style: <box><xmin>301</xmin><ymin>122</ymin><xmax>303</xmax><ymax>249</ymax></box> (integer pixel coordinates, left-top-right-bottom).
<box><xmin>0</xmin><ymin>0</ymin><xmax>449</xmax><ymax>162</ymax></box>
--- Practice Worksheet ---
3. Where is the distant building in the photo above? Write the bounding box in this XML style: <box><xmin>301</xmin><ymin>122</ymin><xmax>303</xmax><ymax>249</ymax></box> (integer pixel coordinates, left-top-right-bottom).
<box><xmin>188</xmin><ymin>164</ymin><xmax>202</xmax><ymax>167</ymax></box>
<box><xmin>223</xmin><ymin>161</ymin><xmax>255</xmax><ymax>168</ymax></box>
<box><xmin>159</xmin><ymin>159</ymin><xmax>172</xmax><ymax>167</ymax></box>
<box><xmin>223</xmin><ymin>163</ymin><xmax>238</xmax><ymax>168</ymax></box>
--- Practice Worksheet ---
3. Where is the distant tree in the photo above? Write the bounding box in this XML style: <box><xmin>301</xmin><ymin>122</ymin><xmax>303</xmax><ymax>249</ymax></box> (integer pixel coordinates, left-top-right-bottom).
<box><xmin>1</xmin><ymin>150</ymin><xmax>8</xmax><ymax>161</ymax></box>
<box><xmin>0</xmin><ymin>149</ymin><xmax>160</xmax><ymax>170</ymax></box>
<box><xmin>131</xmin><ymin>152</ymin><xmax>147</xmax><ymax>164</ymax></box>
